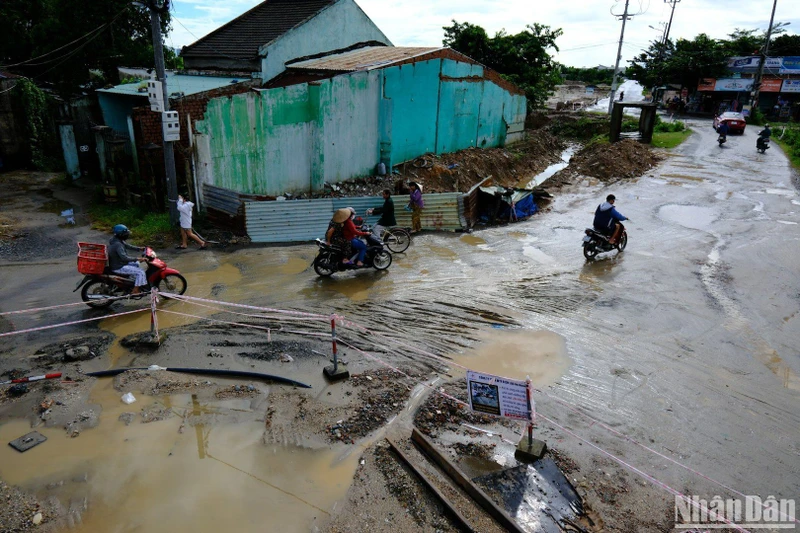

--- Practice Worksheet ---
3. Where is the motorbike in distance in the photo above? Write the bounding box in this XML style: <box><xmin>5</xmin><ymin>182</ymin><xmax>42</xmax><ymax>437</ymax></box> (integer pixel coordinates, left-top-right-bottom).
<box><xmin>582</xmin><ymin>224</ymin><xmax>628</xmax><ymax>260</ymax></box>
<box><xmin>75</xmin><ymin>246</ymin><xmax>187</xmax><ymax>308</ymax></box>
<box><xmin>717</xmin><ymin>133</ymin><xmax>727</xmax><ymax>147</ymax></box>
<box><xmin>312</xmin><ymin>238</ymin><xmax>392</xmax><ymax>277</ymax></box>
<box><xmin>757</xmin><ymin>136</ymin><xmax>770</xmax><ymax>154</ymax></box>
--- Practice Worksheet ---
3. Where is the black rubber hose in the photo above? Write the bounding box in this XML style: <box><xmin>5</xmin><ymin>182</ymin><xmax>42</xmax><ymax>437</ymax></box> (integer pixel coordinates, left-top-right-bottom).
<box><xmin>165</xmin><ymin>368</ymin><xmax>312</xmax><ymax>389</ymax></box>
<box><xmin>83</xmin><ymin>367</ymin><xmax>311</xmax><ymax>388</ymax></box>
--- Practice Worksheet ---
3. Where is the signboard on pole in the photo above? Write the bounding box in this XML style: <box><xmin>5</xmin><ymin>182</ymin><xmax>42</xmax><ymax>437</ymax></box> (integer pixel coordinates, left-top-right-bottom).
<box><xmin>697</xmin><ymin>78</ymin><xmax>716</xmax><ymax>92</ymax></box>
<box><xmin>466</xmin><ymin>370</ymin><xmax>532</xmax><ymax>421</ymax></box>
<box><xmin>760</xmin><ymin>78</ymin><xmax>783</xmax><ymax>92</ymax></box>
<box><xmin>714</xmin><ymin>79</ymin><xmax>754</xmax><ymax>92</ymax></box>
<box><xmin>781</xmin><ymin>79</ymin><xmax>800</xmax><ymax>93</ymax></box>
<box><xmin>779</xmin><ymin>56</ymin><xmax>800</xmax><ymax>74</ymax></box>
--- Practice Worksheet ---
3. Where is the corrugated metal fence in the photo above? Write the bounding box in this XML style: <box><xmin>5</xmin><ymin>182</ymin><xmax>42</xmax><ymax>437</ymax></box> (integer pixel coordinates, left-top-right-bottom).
<box><xmin>245</xmin><ymin>193</ymin><xmax>465</xmax><ymax>243</ymax></box>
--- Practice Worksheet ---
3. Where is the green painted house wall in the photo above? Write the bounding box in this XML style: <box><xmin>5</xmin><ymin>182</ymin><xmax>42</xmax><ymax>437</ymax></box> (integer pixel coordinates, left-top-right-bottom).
<box><xmin>195</xmin><ymin>58</ymin><xmax>525</xmax><ymax>196</ymax></box>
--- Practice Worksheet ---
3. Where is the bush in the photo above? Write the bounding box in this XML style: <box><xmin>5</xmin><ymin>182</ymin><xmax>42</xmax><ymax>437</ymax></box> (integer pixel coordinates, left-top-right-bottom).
<box><xmin>549</xmin><ymin>115</ymin><xmax>610</xmax><ymax>139</ymax></box>
<box><xmin>747</xmin><ymin>108</ymin><xmax>766</xmax><ymax>126</ymax></box>
<box><xmin>654</xmin><ymin>119</ymin><xmax>686</xmax><ymax>133</ymax></box>
<box><xmin>88</xmin><ymin>204</ymin><xmax>174</xmax><ymax>245</ymax></box>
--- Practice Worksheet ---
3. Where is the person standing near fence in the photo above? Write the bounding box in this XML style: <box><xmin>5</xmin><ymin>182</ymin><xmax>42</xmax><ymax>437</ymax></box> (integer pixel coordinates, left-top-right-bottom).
<box><xmin>176</xmin><ymin>194</ymin><xmax>206</xmax><ymax>250</ymax></box>
<box><xmin>408</xmin><ymin>181</ymin><xmax>424</xmax><ymax>233</ymax></box>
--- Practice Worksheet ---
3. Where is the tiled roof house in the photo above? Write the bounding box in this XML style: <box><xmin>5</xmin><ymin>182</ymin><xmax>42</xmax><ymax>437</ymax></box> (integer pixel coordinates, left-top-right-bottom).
<box><xmin>180</xmin><ymin>0</ymin><xmax>392</xmax><ymax>82</ymax></box>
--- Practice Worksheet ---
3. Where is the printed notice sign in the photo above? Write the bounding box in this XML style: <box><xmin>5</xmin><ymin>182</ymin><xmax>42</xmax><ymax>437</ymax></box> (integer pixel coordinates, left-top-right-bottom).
<box><xmin>466</xmin><ymin>371</ymin><xmax>532</xmax><ymax>421</ymax></box>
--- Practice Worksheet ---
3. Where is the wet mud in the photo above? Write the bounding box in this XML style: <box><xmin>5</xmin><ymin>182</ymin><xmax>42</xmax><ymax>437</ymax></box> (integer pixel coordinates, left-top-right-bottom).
<box><xmin>2</xmin><ymin>118</ymin><xmax>800</xmax><ymax>531</ymax></box>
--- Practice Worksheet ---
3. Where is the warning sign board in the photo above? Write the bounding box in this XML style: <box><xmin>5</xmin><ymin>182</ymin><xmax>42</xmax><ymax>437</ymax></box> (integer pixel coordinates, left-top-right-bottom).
<box><xmin>466</xmin><ymin>370</ymin><xmax>532</xmax><ymax>421</ymax></box>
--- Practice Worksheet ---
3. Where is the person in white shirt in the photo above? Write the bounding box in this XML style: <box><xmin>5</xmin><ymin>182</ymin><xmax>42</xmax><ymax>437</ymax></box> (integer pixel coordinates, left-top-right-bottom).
<box><xmin>176</xmin><ymin>194</ymin><xmax>206</xmax><ymax>249</ymax></box>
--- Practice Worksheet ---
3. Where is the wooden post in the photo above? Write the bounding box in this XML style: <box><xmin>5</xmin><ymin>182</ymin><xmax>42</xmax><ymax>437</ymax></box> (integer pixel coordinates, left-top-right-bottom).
<box><xmin>323</xmin><ymin>314</ymin><xmax>349</xmax><ymax>381</ymax></box>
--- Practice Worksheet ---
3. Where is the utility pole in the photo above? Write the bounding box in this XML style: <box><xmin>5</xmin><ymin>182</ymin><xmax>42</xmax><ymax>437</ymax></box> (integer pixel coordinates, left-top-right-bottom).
<box><xmin>663</xmin><ymin>0</ymin><xmax>681</xmax><ymax>45</ymax></box>
<box><xmin>608</xmin><ymin>0</ymin><xmax>632</xmax><ymax>113</ymax></box>
<box><xmin>148</xmin><ymin>0</ymin><xmax>179</xmax><ymax>225</ymax></box>
<box><xmin>751</xmin><ymin>0</ymin><xmax>778</xmax><ymax>114</ymax></box>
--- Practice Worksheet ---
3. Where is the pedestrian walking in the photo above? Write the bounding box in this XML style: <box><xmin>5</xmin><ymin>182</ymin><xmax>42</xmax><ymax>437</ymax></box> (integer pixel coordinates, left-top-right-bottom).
<box><xmin>176</xmin><ymin>194</ymin><xmax>206</xmax><ymax>250</ymax></box>
<box><xmin>408</xmin><ymin>182</ymin><xmax>424</xmax><ymax>233</ymax></box>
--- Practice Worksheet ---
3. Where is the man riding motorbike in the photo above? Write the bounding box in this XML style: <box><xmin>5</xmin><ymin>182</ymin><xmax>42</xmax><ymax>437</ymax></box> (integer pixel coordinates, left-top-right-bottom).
<box><xmin>366</xmin><ymin>189</ymin><xmax>396</xmax><ymax>240</ymax></box>
<box><xmin>757</xmin><ymin>124</ymin><xmax>771</xmax><ymax>152</ymax></box>
<box><xmin>593</xmin><ymin>194</ymin><xmax>628</xmax><ymax>245</ymax></box>
<box><xmin>717</xmin><ymin>121</ymin><xmax>728</xmax><ymax>146</ymax></box>
<box><xmin>109</xmin><ymin>224</ymin><xmax>147</xmax><ymax>296</ymax></box>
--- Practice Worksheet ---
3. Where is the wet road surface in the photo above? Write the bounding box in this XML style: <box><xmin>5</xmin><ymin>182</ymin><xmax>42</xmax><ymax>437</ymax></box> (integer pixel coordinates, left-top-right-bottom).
<box><xmin>1</xmin><ymin>119</ymin><xmax>799</xmax><ymax>529</ymax></box>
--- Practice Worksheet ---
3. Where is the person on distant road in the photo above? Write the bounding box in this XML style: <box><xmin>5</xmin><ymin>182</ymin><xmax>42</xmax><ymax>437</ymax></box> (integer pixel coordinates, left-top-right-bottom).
<box><xmin>408</xmin><ymin>182</ymin><xmax>424</xmax><ymax>233</ymax></box>
<box><xmin>366</xmin><ymin>189</ymin><xmax>396</xmax><ymax>240</ymax></box>
<box><xmin>176</xmin><ymin>194</ymin><xmax>206</xmax><ymax>250</ymax></box>
<box><xmin>592</xmin><ymin>194</ymin><xmax>628</xmax><ymax>245</ymax></box>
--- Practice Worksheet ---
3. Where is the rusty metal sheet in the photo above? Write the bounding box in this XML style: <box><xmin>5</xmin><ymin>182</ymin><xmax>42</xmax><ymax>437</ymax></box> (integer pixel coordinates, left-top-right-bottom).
<box><xmin>245</xmin><ymin>193</ymin><xmax>465</xmax><ymax>243</ymax></box>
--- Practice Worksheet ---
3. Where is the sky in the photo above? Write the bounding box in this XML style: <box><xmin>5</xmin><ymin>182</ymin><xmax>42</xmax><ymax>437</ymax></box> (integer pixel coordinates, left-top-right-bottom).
<box><xmin>167</xmin><ymin>0</ymin><xmax>800</xmax><ymax>68</ymax></box>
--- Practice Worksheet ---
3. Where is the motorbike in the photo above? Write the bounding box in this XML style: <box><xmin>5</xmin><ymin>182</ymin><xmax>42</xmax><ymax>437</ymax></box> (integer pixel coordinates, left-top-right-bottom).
<box><xmin>757</xmin><ymin>136</ymin><xmax>770</xmax><ymax>154</ymax></box>
<box><xmin>717</xmin><ymin>133</ymin><xmax>727</xmax><ymax>147</ymax></box>
<box><xmin>313</xmin><ymin>239</ymin><xmax>392</xmax><ymax>277</ymax></box>
<box><xmin>75</xmin><ymin>247</ymin><xmax>187</xmax><ymax>308</ymax></box>
<box><xmin>582</xmin><ymin>225</ymin><xmax>627</xmax><ymax>260</ymax></box>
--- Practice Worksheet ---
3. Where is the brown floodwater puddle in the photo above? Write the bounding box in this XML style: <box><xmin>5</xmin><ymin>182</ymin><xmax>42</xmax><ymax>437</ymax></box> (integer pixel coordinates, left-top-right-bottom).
<box><xmin>0</xmin><ymin>377</ymin><xmax>360</xmax><ymax>532</ymax></box>
<box><xmin>460</xmin><ymin>234</ymin><xmax>487</xmax><ymax>246</ymax></box>
<box><xmin>450</xmin><ymin>329</ymin><xmax>571</xmax><ymax>385</ymax></box>
<box><xmin>428</xmin><ymin>246</ymin><xmax>458</xmax><ymax>259</ymax></box>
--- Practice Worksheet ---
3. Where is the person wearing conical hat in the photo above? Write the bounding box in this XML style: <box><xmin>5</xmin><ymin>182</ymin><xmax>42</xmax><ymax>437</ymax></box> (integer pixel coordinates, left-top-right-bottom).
<box><xmin>326</xmin><ymin>208</ymin><xmax>353</xmax><ymax>265</ymax></box>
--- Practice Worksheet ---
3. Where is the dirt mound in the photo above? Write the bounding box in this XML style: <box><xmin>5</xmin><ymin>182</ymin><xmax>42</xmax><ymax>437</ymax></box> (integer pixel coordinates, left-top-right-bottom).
<box><xmin>400</xmin><ymin>133</ymin><xmax>566</xmax><ymax>193</ymax></box>
<box><xmin>302</xmin><ymin>132</ymin><xmax>566</xmax><ymax>199</ymax></box>
<box><xmin>563</xmin><ymin>139</ymin><xmax>662</xmax><ymax>182</ymax></box>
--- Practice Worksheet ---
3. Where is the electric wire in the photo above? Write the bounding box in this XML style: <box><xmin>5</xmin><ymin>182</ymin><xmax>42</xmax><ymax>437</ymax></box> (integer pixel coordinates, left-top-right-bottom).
<box><xmin>0</xmin><ymin>5</ymin><xmax>133</xmax><ymax>70</ymax></box>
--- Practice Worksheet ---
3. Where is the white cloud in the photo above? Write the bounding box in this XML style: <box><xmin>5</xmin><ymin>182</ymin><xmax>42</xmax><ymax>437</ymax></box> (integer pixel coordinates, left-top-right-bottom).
<box><xmin>169</xmin><ymin>0</ymin><xmax>799</xmax><ymax>67</ymax></box>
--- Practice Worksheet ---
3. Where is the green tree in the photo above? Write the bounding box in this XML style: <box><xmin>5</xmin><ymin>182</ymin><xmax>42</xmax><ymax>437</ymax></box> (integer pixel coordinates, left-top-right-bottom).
<box><xmin>0</xmin><ymin>0</ymin><xmax>172</xmax><ymax>97</ymax></box>
<box><xmin>627</xmin><ymin>34</ymin><xmax>729</xmax><ymax>91</ymax></box>
<box><xmin>443</xmin><ymin>21</ymin><xmax>563</xmax><ymax>109</ymax></box>
<box><xmin>559</xmin><ymin>66</ymin><xmax>617</xmax><ymax>85</ymax></box>
<box><xmin>723</xmin><ymin>29</ymin><xmax>762</xmax><ymax>56</ymax></box>
<box><xmin>770</xmin><ymin>34</ymin><xmax>800</xmax><ymax>56</ymax></box>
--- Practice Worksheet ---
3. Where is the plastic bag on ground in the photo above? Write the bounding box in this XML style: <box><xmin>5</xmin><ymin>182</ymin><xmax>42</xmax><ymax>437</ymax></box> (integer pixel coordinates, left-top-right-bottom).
<box><xmin>121</xmin><ymin>392</ymin><xmax>136</xmax><ymax>404</ymax></box>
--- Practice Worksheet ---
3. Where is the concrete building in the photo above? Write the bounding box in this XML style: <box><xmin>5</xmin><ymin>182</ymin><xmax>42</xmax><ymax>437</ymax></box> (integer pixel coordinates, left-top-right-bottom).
<box><xmin>193</xmin><ymin>46</ymin><xmax>527</xmax><ymax>197</ymax></box>
<box><xmin>180</xmin><ymin>0</ymin><xmax>392</xmax><ymax>83</ymax></box>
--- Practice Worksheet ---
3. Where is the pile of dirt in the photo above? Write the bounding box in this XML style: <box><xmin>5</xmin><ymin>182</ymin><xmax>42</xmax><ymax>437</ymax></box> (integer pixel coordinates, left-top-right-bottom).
<box><xmin>414</xmin><ymin>381</ymin><xmax>514</xmax><ymax>438</ymax></box>
<box><xmin>326</xmin><ymin>368</ymin><xmax>415</xmax><ymax>443</ymax></box>
<box><xmin>564</xmin><ymin>139</ymin><xmax>662</xmax><ymax>182</ymax></box>
<box><xmin>396</xmin><ymin>133</ymin><xmax>566</xmax><ymax>193</ymax></box>
<box><xmin>288</xmin><ymin>131</ymin><xmax>566</xmax><ymax>200</ymax></box>
<box><xmin>0</xmin><ymin>480</ymin><xmax>53</xmax><ymax>532</ymax></box>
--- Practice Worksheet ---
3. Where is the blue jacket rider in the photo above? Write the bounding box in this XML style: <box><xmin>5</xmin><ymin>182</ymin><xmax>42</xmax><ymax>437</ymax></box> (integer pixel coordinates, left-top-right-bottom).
<box><xmin>593</xmin><ymin>194</ymin><xmax>628</xmax><ymax>245</ymax></box>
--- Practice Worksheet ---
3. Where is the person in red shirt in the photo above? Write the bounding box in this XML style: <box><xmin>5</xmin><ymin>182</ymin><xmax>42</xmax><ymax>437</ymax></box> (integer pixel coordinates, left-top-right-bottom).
<box><xmin>343</xmin><ymin>208</ymin><xmax>370</xmax><ymax>266</ymax></box>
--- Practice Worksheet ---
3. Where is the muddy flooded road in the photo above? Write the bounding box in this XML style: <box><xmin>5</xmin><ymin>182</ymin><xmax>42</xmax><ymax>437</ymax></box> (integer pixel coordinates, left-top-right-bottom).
<box><xmin>1</xmin><ymin>120</ymin><xmax>799</xmax><ymax>531</ymax></box>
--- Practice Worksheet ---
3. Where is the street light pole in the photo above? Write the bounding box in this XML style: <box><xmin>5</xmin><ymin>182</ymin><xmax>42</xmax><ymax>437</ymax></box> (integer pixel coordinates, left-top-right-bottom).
<box><xmin>751</xmin><ymin>0</ymin><xmax>779</xmax><ymax>113</ymax></box>
<box><xmin>608</xmin><ymin>0</ymin><xmax>631</xmax><ymax>114</ymax></box>
<box><xmin>148</xmin><ymin>0</ymin><xmax>179</xmax><ymax>225</ymax></box>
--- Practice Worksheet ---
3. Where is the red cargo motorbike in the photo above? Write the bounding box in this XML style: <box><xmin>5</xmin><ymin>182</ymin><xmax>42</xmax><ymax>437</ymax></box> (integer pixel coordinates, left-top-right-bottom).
<box><xmin>74</xmin><ymin>244</ymin><xmax>187</xmax><ymax>308</ymax></box>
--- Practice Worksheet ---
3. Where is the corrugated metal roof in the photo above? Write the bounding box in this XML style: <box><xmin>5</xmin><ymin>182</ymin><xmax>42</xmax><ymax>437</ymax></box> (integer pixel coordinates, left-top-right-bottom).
<box><xmin>181</xmin><ymin>0</ymin><xmax>336</xmax><ymax>60</ymax></box>
<box><xmin>245</xmin><ymin>193</ymin><xmax>464</xmax><ymax>243</ymax></box>
<box><xmin>287</xmin><ymin>46</ymin><xmax>441</xmax><ymax>72</ymax></box>
<box><xmin>97</xmin><ymin>75</ymin><xmax>247</xmax><ymax>97</ymax></box>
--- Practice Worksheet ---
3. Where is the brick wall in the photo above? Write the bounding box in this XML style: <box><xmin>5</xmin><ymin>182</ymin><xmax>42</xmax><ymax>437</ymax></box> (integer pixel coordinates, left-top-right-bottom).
<box><xmin>130</xmin><ymin>81</ymin><xmax>255</xmax><ymax>206</ymax></box>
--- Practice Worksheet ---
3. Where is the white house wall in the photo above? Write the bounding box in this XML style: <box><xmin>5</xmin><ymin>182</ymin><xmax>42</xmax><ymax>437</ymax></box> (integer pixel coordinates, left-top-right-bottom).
<box><xmin>260</xmin><ymin>0</ymin><xmax>392</xmax><ymax>82</ymax></box>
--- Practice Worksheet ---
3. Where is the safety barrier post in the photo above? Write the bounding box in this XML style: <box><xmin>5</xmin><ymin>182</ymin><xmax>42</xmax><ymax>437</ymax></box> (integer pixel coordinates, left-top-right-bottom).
<box><xmin>515</xmin><ymin>376</ymin><xmax>547</xmax><ymax>462</ymax></box>
<box><xmin>323</xmin><ymin>314</ymin><xmax>349</xmax><ymax>381</ymax></box>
